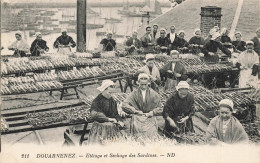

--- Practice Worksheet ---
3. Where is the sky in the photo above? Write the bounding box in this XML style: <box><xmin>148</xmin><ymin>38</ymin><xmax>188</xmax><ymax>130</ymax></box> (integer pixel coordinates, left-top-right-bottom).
<box><xmin>3</xmin><ymin>0</ymin><xmax>171</xmax><ymax>4</ymax></box>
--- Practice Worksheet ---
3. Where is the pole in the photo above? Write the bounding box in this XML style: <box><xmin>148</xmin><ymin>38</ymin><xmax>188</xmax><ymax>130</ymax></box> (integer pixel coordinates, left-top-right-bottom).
<box><xmin>77</xmin><ymin>0</ymin><xmax>87</xmax><ymax>52</ymax></box>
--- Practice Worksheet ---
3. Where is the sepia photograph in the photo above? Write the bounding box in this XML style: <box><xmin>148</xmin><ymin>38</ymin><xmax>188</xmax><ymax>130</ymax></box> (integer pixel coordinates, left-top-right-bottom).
<box><xmin>0</xmin><ymin>0</ymin><xmax>260</xmax><ymax>162</ymax></box>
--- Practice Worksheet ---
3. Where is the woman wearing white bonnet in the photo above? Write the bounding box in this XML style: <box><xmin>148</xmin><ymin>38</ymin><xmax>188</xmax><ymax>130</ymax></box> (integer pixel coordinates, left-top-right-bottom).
<box><xmin>174</xmin><ymin>30</ymin><xmax>189</xmax><ymax>53</ymax></box>
<box><xmin>188</xmin><ymin>28</ymin><xmax>205</xmax><ymax>54</ymax></box>
<box><xmin>220</xmin><ymin>28</ymin><xmax>232</xmax><ymax>50</ymax></box>
<box><xmin>30</xmin><ymin>32</ymin><xmax>49</xmax><ymax>56</ymax></box>
<box><xmin>201</xmin><ymin>32</ymin><xmax>232</xmax><ymax>88</ymax></box>
<box><xmin>8</xmin><ymin>31</ymin><xmax>30</xmax><ymax>57</ymax></box>
<box><xmin>206</xmin><ymin>99</ymin><xmax>249</xmax><ymax>145</ymax></box>
<box><xmin>139</xmin><ymin>54</ymin><xmax>161</xmax><ymax>91</ymax></box>
<box><xmin>163</xmin><ymin>81</ymin><xmax>195</xmax><ymax>136</ymax></box>
<box><xmin>155</xmin><ymin>28</ymin><xmax>170</xmax><ymax>54</ymax></box>
<box><xmin>161</xmin><ymin>49</ymin><xmax>188</xmax><ymax>91</ymax></box>
<box><xmin>202</xmin><ymin>31</ymin><xmax>231</xmax><ymax>63</ymax></box>
<box><xmin>237</xmin><ymin>40</ymin><xmax>259</xmax><ymax>88</ymax></box>
<box><xmin>125</xmin><ymin>30</ymin><xmax>142</xmax><ymax>54</ymax></box>
<box><xmin>88</xmin><ymin>79</ymin><xmax>125</xmax><ymax>144</ymax></box>
<box><xmin>232</xmin><ymin>31</ymin><xmax>246</xmax><ymax>53</ymax></box>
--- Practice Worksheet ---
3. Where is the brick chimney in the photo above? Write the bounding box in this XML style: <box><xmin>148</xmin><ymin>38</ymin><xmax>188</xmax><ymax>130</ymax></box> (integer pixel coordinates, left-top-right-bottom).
<box><xmin>200</xmin><ymin>6</ymin><xmax>222</xmax><ymax>37</ymax></box>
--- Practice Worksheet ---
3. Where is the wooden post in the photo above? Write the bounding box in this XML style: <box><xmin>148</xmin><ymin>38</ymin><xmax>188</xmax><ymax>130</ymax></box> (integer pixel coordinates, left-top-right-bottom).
<box><xmin>77</xmin><ymin>0</ymin><xmax>87</xmax><ymax>52</ymax></box>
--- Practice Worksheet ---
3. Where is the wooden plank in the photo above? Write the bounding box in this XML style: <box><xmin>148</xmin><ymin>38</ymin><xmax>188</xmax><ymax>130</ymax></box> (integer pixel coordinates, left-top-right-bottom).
<box><xmin>4</xmin><ymin>115</ymin><xmax>26</xmax><ymax>121</ymax></box>
<box><xmin>60</xmin><ymin>72</ymin><xmax>123</xmax><ymax>84</ymax></box>
<box><xmin>2</xmin><ymin>120</ymin><xmax>93</xmax><ymax>135</ymax></box>
<box><xmin>8</xmin><ymin>120</ymin><xmax>29</xmax><ymax>127</ymax></box>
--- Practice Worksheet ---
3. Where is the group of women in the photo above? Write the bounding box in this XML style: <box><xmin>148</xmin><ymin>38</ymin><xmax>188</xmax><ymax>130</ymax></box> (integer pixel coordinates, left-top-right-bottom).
<box><xmin>87</xmin><ymin>53</ymin><xmax>250</xmax><ymax>145</ymax></box>
<box><xmin>7</xmin><ymin>29</ymin><xmax>76</xmax><ymax>57</ymax></box>
<box><xmin>125</xmin><ymin>25</ymin><xmax>259</xmax><ymax>89</ymax></box>
<box><xmin>87</xmin><ymin>74</ymin><xmax>249</xmax><ymax>145</ymax></box>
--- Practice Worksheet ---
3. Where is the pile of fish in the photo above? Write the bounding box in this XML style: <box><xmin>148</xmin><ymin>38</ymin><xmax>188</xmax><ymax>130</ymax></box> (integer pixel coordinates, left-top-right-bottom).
<box><xmin>71</xmin><ymin>52</ymin><xmax>93</xmax><ymax>58</ymax></box>
<box><xmin>171</xmin><ymin>132</ymin><xmax>207</xmax><ymax>145</ymax></box>
<box><xmin>81</xmin><ymin>95</ymin><xmax>96</xmax><ymax>107</ymax></box>
<box><xmin>1</xmin><ymin>72</ymin><xmax>63</xmax><ymax>95</ymax></box>
<box><xmin>1</xmin><ymin>59</ymin><xmax>54</xmax><ymax>75</ymax></box>
<box><xmin>1</xmin><ymin>57</ymin><xmax>122</xmax><ymax>75</ymax></box>
<box><xmin>26</xmin><ymin>106</ymin><xmax>91</xmax><ymax>127</ymax></box>
<box><xmin>179</xmin><ymin>58</ymin><xmax>204</xmax><ymax>66</ymax></box>
<box><xmin>1</xmin><ymin>81</ymin><xmax>63</xmax><ymax>95</ymax></box>
<box><xmin>115</xmin><ymin>49</ymin><xmax>128</xmax><ymax>57</ymax></box>
<box><xmin>49</xmin><ymin>58</ymin><xmax>75</xmax><ymax>68</ymax></box>
<box><xmin>242</xmin><ymin>120</ymin><xmax>260</xmax><ymax>143</ymax></box>
<box><xmin>185</xmin><ymin>64</ymin><xmax>234</xmax><ymax>74</ymax></box>
<box><xmin>116</xmin><ymin>58</ymin><xmax>145</xmax><ymax>75</ymax></box>
<box><xmin>57</xmin><ymin>67</ymin><xmax>106</xmax><ymax>81</ymax></box>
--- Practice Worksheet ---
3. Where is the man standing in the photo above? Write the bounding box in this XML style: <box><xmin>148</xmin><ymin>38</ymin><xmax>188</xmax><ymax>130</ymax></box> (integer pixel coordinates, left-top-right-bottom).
<box><xmin>156</xmin><ymin>28</ymin><xmax>170</xmax><ymax>54</ymax></box>
<box><xmin>125</xmin><ymin>31</ymin><xmax>142</xmax><ymax>54</ymax></box>
<box><xmin>100</xmin><ymin>31</ymin><xmax>117</xmax><ymax>51</ymax></box>
<box><xmin>141</xmin><ymin>26</ymin><xmax>155</xmax><ymax>53</ymax></box>
<box><xmin>122</xmin><ymin>73</ymin><xmax>162</xmax><ymax>138</ymax></box>
<box><xmin>167</xmin><ymin>25</ymin><xmax>178</xmax><ymax>51</ymax></box>
<box><xmin>53</xmin><ymin>29</ymin><xmax>76</xmax><ymax>55</ymax></box>
<box><xmin>8</xmin><ymin>32</ymin><xmax>30</xmax><ymax>57</ymax></box>
<box><xmin>30</xmin><ymin>32</ymin><xmax>49</xmax><ymax>56</ymax></box>
<box><xmin>152</xmin><ymin>24</ymin><xmax>159</xmax><ymax>39</ymax></box>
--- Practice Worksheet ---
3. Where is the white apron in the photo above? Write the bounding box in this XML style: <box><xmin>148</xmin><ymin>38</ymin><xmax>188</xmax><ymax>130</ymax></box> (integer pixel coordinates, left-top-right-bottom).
<box><xmin>57</xmin><ymin>47</ymin><xmax>71</xmax><ymax>55</ymax></box>
<box><xmin>239</xmin><ymin>68</ymin><xmax>258</xmax><ymax>88</ymax></box>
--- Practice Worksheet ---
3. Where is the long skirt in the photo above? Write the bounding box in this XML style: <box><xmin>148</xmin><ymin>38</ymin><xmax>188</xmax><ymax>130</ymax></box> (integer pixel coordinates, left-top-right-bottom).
<box><xmin>57</xmin><ymin>47</ymin><xmax>72</xmax><ymax>55</ymax></box>
<box><xmin>88</xmin><ymin>121</ymin><xmax>125</xmax><ymax>145</ymax></box>
<box><xmin>123</xmin><ymin>115</ymin><xmax>159</xmax><ymax>139</ymax></box>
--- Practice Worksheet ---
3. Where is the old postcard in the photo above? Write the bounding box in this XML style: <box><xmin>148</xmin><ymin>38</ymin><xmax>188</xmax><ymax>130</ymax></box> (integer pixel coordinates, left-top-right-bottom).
<box><xmin>1</xmin><ymin>0</ymin><xmax>260</xmax><ymax>162</ymax></box>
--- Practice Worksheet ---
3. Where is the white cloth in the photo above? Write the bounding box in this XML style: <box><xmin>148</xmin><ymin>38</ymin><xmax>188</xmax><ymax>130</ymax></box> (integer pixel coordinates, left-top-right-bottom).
<box><xmin>219</xmin><ymin>99</ymin><xmax>234</xmax><ymax>110</ymax></box>
<box><xmin>176</xmin><ymin>81</ymin><xmax>190</xmax><ymax>90</ymax></box>
<box><xmin>222</xmin><ymin>119</ymin><xmax>231</xmax><ymax>136</ymax></box>
<box><xmin>97</xmin><ymin>80</ymin><xmax>115</xmax><ymax>92</ymax></box>
<box><xmin>57</xmin><ymin>47</ymin><xmax>72</xmax><ymax>55</ymax></box>
<box><xmin>138</xmin><ymin>73</ymin><xmax>150</xmax><ymax>81</ymax></box>
<box><xmin>148</xmin><ymin>34</ymin><xmax>152</xmax><ymax>41</ymax></box>
<box><xmin>171</xmin><ymin>62</ymin><xmax>176</xmax><ymax>72</ymax></box>
<box><xmin>141</xmin><ymin>90</ymin><xmax>146</xmax><ymax>102</ymax></box>
<box><xmin>145</xmin><ymin>54</ymin><xmax>155</xmax><ymax>62</ymax></box>
<box><xmin>170</xmin><ymin>33</ymin><xmax>176</xmax><ymax>43</ymax></box>
<box><xmin>8</xmin><ymin>39</ymin><xmax>30</xmax><ymax>52</ymax></box>
<box><xmin>238</xmin><ymin>51</ymin><xmax>259</xmax><ymax>88</ymax></box>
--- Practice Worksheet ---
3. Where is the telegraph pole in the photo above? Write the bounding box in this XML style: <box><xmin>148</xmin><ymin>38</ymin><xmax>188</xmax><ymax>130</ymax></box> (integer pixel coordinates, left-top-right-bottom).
<box><xmin>77</xmin><ymin>0</ymin><xmax>87</xmax><ymax>52</ymax></box>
